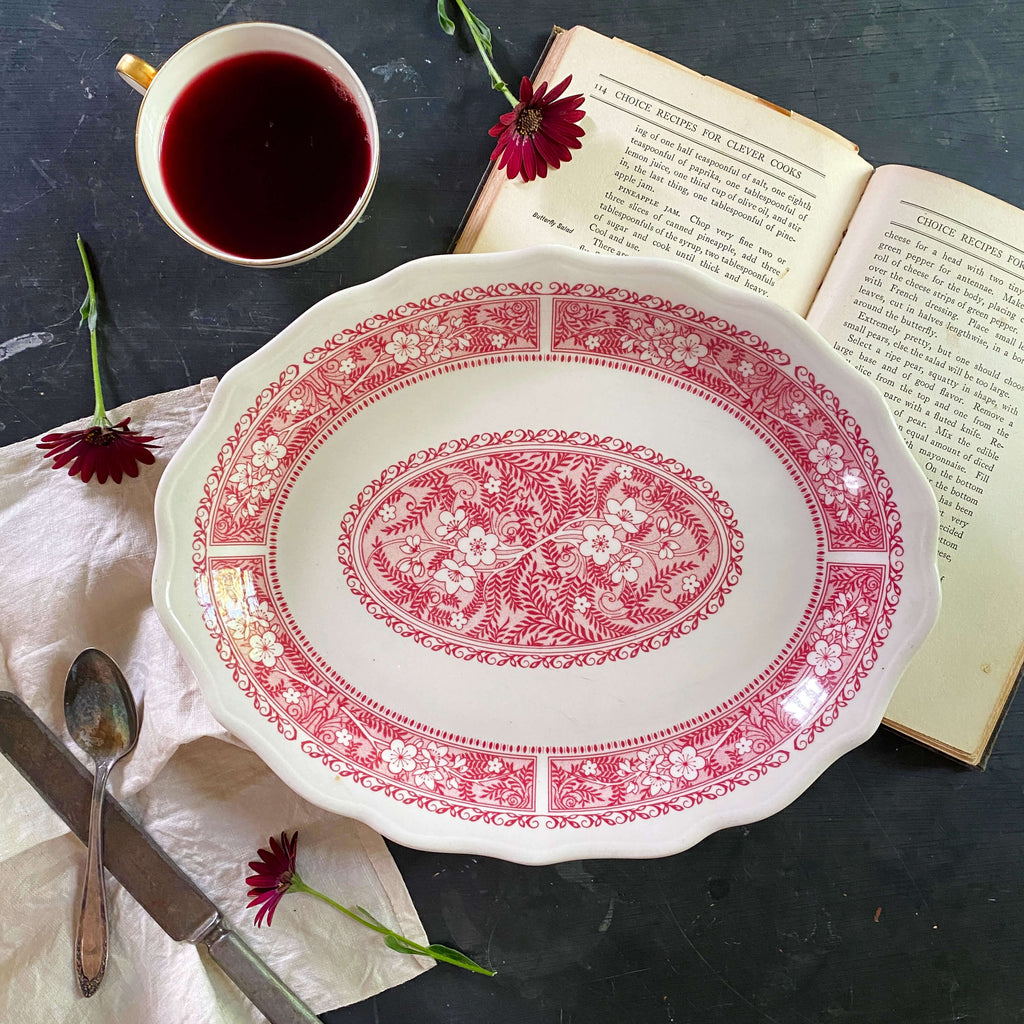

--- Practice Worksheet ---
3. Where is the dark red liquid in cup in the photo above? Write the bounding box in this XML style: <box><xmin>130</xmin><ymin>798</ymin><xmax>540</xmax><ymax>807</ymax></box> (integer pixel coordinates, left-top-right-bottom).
<box><xmin>159</xmin><ymin>51</ymin><xmax>372</xmax><ymax>260</ymax></box>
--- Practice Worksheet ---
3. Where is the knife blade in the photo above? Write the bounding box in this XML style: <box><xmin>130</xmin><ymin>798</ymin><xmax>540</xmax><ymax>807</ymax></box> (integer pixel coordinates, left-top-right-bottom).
<box><xmin>0</xmin><ymin>691</ymin><xmax>321</xmax><ymax>1024</ymax></box>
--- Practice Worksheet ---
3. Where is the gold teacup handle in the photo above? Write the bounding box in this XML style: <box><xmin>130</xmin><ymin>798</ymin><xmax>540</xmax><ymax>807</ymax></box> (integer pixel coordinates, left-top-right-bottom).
<box><xmin>116</xmin><ymin>54</ymin><xmax>157</xmax><ymax>95</ymax></box>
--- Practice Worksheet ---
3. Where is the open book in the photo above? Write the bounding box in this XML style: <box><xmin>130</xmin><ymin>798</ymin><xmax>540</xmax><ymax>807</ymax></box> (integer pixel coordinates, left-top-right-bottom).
<box><xmin>454</xmin><ymin>25</ymin><xmax>1024</xmax><ymax>765</ymax></box>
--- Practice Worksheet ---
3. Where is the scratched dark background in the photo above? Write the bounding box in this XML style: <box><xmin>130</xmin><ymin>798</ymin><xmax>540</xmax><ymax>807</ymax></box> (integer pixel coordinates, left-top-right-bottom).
<box><xmin>3</xmin><ymin>1</ymin><xmax>1024</xmax><ymax>1022</ymax></box>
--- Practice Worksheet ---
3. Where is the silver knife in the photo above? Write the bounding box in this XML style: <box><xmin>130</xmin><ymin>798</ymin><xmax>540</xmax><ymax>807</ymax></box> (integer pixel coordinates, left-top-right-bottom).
<box><xmin>0</xmin><ymin>691</ymin><xmax>321</xmax><ymax>1024</ymax></box>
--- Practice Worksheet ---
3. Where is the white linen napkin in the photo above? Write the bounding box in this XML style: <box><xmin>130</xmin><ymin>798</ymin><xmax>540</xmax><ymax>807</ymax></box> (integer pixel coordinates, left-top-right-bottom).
<box><xmin>0</xmin><ymin>380</ymin><xmax>431</xmax><ymax>1023</ymax></box>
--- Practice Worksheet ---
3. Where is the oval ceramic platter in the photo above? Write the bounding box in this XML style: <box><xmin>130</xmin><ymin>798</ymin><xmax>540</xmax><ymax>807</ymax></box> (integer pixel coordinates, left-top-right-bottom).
<box><xmin>153</xmin><ymin>246</ymin><xmax>940</xmax><ymax>864</ymax></box>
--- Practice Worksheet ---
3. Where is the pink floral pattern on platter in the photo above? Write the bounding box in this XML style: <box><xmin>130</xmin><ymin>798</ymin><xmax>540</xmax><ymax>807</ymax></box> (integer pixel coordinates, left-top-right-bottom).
<box><xmin>188</xmin><ymin>279</ymin><xmax>908</xmax><ymax>829</ymax></box>
<box><xmin>551</xmin><ymin>292</ymin><xmax>885</xmax><ymax>550</ymax></box>
<box><xmin>198</xmin><ymin>556</ymin><xmax>537</xmax><ymax>810</ymax></box>
<box><xmin>548</xmin><ymin>562</ymin><xmax>886</xmax><ymax>810</ymax></box>
<box><xmin>336</xmin><ymin>430</ymin><xmax>742</xmax><ymax>667</ymax></box>
<box><xmin>210</xmin><ymin>290</ymin><xmax>541</xmax><ymax>544</ymax></box>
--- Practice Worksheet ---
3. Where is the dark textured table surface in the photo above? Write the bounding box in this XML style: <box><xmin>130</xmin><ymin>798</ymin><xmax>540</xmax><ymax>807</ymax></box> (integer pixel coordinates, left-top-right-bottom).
<box><xmin>3</xmin><ymin>2</ymin><xmax>1024</xmax><ymax>1022</ymax></box>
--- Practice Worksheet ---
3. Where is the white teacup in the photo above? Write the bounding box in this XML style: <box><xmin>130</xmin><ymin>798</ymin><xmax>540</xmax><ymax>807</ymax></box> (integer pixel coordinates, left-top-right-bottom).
<box><xmin>117</xmin><ymin>23</ymin><xmax>380</xmax><ymax>267</ymax></box>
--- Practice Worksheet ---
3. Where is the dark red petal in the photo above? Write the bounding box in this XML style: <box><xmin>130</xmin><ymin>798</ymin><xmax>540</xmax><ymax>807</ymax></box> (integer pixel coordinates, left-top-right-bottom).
<box><xmin>533</xmin><ymin>131</ymin><xmax>568</xmax><ymax>168</ymax></box>
<box><xmin>503</xmin><ymin>139</ymin><xmax>523</xmax><ymax>179</ymax></box>
<box><xmin>530</xmin><ymin>80</ymin><xmax>549</xmax><ymax>107</ymax></box>
<box><xmin>489</xmin><ymin>133</ymin><xmax>511</xmax><ymax>161</ymax></box>
<box><xmin>517</xmin><ymin>76</ymin><xmax>533</xmax><ymax>104</ymax></box>
<box><xmin>520</xmin><ymin>141</ymin><xmax>538</xmax><ymax>182</ymax></box>
<box><xmin>549</xmin><ymin>102</ymin><xmax>586</xmax><ymax>123</ymax></box>
<box><xmin>542</xmin><ymin>75</ymin><xmax>574</xmax><ymax>105</ymax></box>
<box><xmin>543</xmin><ymin>121</ymin><xmax>586</xmax><ymax>147</ymax></box>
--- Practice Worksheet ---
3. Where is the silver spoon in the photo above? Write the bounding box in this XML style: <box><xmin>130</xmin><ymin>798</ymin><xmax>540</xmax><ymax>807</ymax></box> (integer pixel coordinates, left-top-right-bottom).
<box><xmin>63</xmin><ymin>648</ymin><xmax>140</xmax><ymax>996</ymax></box>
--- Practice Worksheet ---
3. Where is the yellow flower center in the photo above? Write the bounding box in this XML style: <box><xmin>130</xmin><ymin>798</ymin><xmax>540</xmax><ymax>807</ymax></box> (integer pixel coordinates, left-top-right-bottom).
<box><xmin>516</xmin><ymin>108</ymin><xmax>543</xmax><ymax>136</ymax></box>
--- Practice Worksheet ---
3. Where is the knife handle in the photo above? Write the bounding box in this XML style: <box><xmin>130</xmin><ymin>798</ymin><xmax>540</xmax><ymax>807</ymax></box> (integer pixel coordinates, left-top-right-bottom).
<box><xmin>204</xmin><ymin>925</ymin><xmax>322</xmax><ymax>1024</ymax></box>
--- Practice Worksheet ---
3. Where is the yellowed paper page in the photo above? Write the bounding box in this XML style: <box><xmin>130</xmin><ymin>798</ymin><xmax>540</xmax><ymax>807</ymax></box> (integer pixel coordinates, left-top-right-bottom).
<box><xmin>807</xmin><ymin>165</ymin><xmax>1024</xmax><ymax>761</ymax></box>
<box><xmin>456</xmin><ymin>26</ymin><xmax>872</xmax><ymax>316</ymax></box>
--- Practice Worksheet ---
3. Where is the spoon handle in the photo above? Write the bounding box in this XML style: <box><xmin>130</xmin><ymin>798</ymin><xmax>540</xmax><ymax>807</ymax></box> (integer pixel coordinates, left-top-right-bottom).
<box><xmin>75</xmin><ymin>759</ymin><xmax>113</xmax><ymax>996</ymax></box>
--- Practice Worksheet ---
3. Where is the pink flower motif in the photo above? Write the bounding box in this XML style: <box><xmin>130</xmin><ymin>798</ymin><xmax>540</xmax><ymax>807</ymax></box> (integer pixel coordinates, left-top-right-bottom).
<box><xmin>609</xmin><ymin>553</ymin><xmax>643</xmax><ymax>584</ymax></box>
<box><xmin>680</xmin><ymin>574</ymin><xmax>699</xmax><ymax>594</ymax></box>
<box><xmin>397</xmin><ymin>534</ymin><xmax>424</xmax><ymax>576</ymax></box>
<box><xmin>286</xmin><ymin>398</ymin><xmax>304</xmax><ymax>416</ymax></box>
<box><xmin>450</xmin><ymin>611</ymin><xmax>468</xmax><ymax>631</ymax></box>
<box><xmin>813</xmin><ymin>608</ymin><xmax>842</xmax><ymax>638</ymax></box>
<box><xmin>248</xmin><ymin>631</ymin><xmax>283</xmax><ymax>668</ymax></box>
<box><xmin>489</xmin><ymin>332</ymin><xmax>509</xmax><ymax>348</ymax></box>
<box><xmin>578</xmin><ymin>523</ymin><xmax>621</xmax><ymax>565</ymax></box>
<box><xmin>843</xmin><ymin>466</ymin><xmax>867</xmax><ymax>493</ymax></box>
<box><xmin>381</xmin><ymin>738</ymin><xmax>419</xmax><ymax>774</ymax></box>
<box><xmin>436</xmin><ymin>507</ymin><xmax>467</xmax><ymax>538</ymax></box>
<box><xmin>335</xmin><ymin>728</ymin><xmax>353</xmax><ymax>747</ymax></box>
<box><xmin>668</xmin><ymin>745</ymin><xmax>706</xmax><ymax>781</ymax></box>
<box><xmin>809</xmin><ymin>438</ymin><xmax>844</xmax><ymax>476</ymax></box>
<box><xmin>457</xmin><ymin>525</ymin><xmax>500</xmax><ymax>566</ymax></box>
<box><xmin>483</xmin><ymin>476</ymin><xmax>502</xmax><ymax>494</ymax></box>
<box><xmin>486</xmin><ymin>757</ymin><xmax>504</xmax><ymax>773</ymax></box>
<box><xmin>616</xmin><ymin>464</ymin><xmax>633</xmax><ymax>480</ymax></box>
<box><xmin>839</xmin><ymin>620</ymin><xmax>866</xmax><ymax>650</ymax></box>
<box><xmin>791</xmin><ymin>401</ymin><xmax>809</xmax><ymax>418</ymax></box>
<box><xmin>638</xmin><ymin>320</ymin><xmax>672</xmax><ymax>361</ymax></box>
<box><xmin>418</xmin><ymin>316</ymin><xmax>452</xmax><ymax>362</ymax></box>
<box><xmin>671</xmin><ymin>332</ymin><xmax>708</xmax><ymax>367</ymax></box>
<box><xmin>604</xmin><ymin>497</ymin><xmax>648</xmax><ymax>535</ymax></box>
<box><xmin>658</xmin><ymin>539</ymin><xmax>679</xmax><ymax>560</ymax></box>
<box><xmin>581</xmin><ymin>760</ymin><xmax>599</xmax><ymax>776</ymax></box>
<box><xmin>252</xmin><ymin>435</ymin><xmax>286</xmax><ymax>470</ymax></box>
<box><xmin>657</xmin><ymin>516</ymin><xmax>684</xmax><ymax>536</ymax></box>
<box><xmin>737</xmin><ymin>359</ymin><xmax>754</xmax><ymax>377</ymax></box>
<box><xmin>417</xmin><ymin>315</ymin><xmax>447</xmax><ymax>342</ymax></box>
<box><xmin>585</xmin><ymin>334</ymin><xmax>602</xmax><ymax>350</ymax></box>
<box><xmin>806</xmin><ymin>639</ymin><xmax>843</xmax><ymax>676</ymax></box>
<box><xmin>379</xmin><ymin>503</ymin><xmax>397</xmax><ymax>522</ymax></box>
<box><xmin>573</xmin><ymin>595</ymin><xmax>591</xmax><ymax>613</ymax></box>
<box><xmin>735</xmin><ymin>736</ymin><xmax>753</xmax><ymax>755</ymax></box>
<box><xmin>385</xmin><ymin>331</ymin><xmax>421</xmax><ymax>364</ymax></box>
<box><xmin>634</xmin><ymin>749</ymin><xmax>671</xmax><ymax>795</ymax></box>
<box><xmin>413</xmin><ymin>762</ymin><xmax>444</xmax><ymax>790</ymax></box>
<box><xmin>817</xmin><ymin>478</ymin><xmax>844</xmax><ymax>508</ymax></box>
<box><xmin>434</xmin><ymin>558</ymin><xmax>477</xmax><ymax>594</ymax></box>
<box><xmin>644</xmin><ymin>771</ymin><xmax>672</xmax><ymax>796</ymax></box>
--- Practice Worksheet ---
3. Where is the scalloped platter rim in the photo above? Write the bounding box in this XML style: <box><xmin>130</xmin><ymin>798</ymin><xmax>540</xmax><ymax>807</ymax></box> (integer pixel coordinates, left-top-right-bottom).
<box><xmin>153</xmin><ymin>245</ymin><xmax>940</xmax><ymax>864</ymax></box>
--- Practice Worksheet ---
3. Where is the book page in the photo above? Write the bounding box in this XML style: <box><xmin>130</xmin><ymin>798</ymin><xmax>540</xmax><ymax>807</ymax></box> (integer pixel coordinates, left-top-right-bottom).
<box><xmin>456</xmin><ymin>26</ymin><xmax>872</xmax><ymax>316</ymax></box>
<box><xmin>807</xmin><ymin>165</ymin><xmax>1024</xmax><ymax>762</ymax></box>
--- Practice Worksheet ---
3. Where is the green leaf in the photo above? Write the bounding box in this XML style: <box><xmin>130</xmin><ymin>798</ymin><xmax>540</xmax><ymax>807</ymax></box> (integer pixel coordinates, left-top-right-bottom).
<box><xmin>353</xmin><ymin>905</ymin><xmax>387</xmax><ymax>929</ymax></box>
<box><xmin>465</xmin><ymin>9</ymin><xmax>493</xmax><ymax>57</ymax></box>
<box><xmin>384</xmin><ymin>934</ymin><xmax>423</xmax><ymax>956</ymax></box>
<box><xmin>436</xmin><ymin>0</ymin><xmax>455</xmax><ymax>34</ymax></box>
<box><xmin>79</xmin><ymin>291</ymin><xmax>97</xmax><ymax>332</ymax></box>
<box><xmin>426</xmin><ymin>943</ymin><xmax>495</xmax><ymax>974</ymax></box>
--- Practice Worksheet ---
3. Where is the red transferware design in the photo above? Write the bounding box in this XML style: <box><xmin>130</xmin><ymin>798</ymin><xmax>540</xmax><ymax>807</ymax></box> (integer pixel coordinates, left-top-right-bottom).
<box><xmin>337</xmin><ymin>430</ymin><xmax>743</xmax><ymax>668</ymax></box>
<box><xmin>154</xmin><ymin>249</ymin><xmax>939</xmax><ymax>862</ymax></box>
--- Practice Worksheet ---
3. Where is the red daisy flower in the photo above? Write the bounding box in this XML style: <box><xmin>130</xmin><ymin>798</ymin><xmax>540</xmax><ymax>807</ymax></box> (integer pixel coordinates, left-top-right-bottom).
<box><xmin>41</xmin><ymin>236</ymin><xmax>162</xmax><ymax>485</ymax></box>
<box><xmin>488</xmin><ymin>75</ymin><xmax>586</xmax><ymax>182</ymax></box>
<box><xmin>37</xmin><ymin>417</ymin><xmax>159</xmax><ymax>484</ymax></box>
<box><xmin>246</xmin><ymin>830</ymin><xmax>300</xmax><ymax>928</ymax></box>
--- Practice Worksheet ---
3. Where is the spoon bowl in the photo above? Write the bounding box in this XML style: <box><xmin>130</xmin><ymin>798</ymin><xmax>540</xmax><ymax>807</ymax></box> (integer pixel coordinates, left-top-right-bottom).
<box><xmin>63</xmin><ymin>648</ymin><xmax>140</xmax><ymax>996</ymax></box>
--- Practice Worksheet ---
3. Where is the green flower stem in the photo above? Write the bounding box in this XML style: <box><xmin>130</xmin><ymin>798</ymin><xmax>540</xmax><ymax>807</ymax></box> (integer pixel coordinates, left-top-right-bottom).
<box><xmin>289</xmin><ymin>877</ymin><xmax>496</xmax><ymax>976</ymax></box>
<box><xmin>451</xmin><ymin>0</ymin><xmax>517</xmax><ymax>106</ymax></box>
<box><xmin>76</xmin><ymin>234</ymin><xmax>107</xmax><ymax>426</ymax></box>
